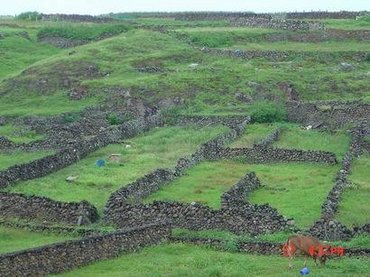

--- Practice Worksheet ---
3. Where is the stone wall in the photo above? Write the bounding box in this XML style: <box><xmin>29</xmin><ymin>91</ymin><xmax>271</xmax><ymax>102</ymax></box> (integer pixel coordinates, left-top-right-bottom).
<box><xmin>309</xmin><ymin>125</ymin><xmax>367</xmax><ymax>241</ymax></box>
<box><xmin>286</xmin><ymin>101</ymin><xmax>370</xmax><ymax>129</ymax></box>
<box><xmin>0</xmin><ymin>192</ymin><xmax>98</xmax><ymax>225</ymax></box>
<box><xmin>41</xmin><ymin>13</ymin><xmax>115</xmax><ymax>23</ymax></box>
<box><xmin>0</xmin><ymin>223</ymin><xmax>170</xmax><ymax>276</ymax></box>
<box><xmin>254</xmin><ymin>128</ymin><xmax>282</xmax><ymax>147</ymax></box>
<box><xmin>105</xmin><ymin>118</ymin><xmax>250</xmax><ymax>212</ymax></box>
<box><xmin>286</xmin><ymin>11</ymin><xmax>361</xmax><ymax>19</ymax></box>
<box><xmin>106</xmin><ymin>200</ymin><xmax>288</xmax><ymax>235</ymax></box>
<box><xmin>220</xmin><ymin>172</ymin><xmax>261</xmax><ymax>208</ymax></box>
<box><xmin>0</xmin><ymin>115</ymin><xmax>162</xmax><ymax>188</ymax></box>
<box><xmin>215</xmin><ymin>146</ymin><xmax>337</xmax><ymax>164</ymax></box>
<box><xmin>106</xmin><ymin>171</ymin><xmax>289</xmax><ymax>235</ymax></box>
<box><xmin>230</xmin><ymin>18</ymin><xmax>324</xmax><ymax>31</ymax></box>
<box><xmin>199</xmin><ymin>47</ymin><xmax>368</xmax><ymax>62</ymax></box>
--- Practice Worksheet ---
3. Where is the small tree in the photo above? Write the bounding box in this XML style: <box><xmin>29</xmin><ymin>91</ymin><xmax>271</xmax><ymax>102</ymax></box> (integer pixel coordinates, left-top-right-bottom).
<box><xmin>17</xmin><ymin>11</ymin><xmax>41</xmax><ymax>21</ymax></box>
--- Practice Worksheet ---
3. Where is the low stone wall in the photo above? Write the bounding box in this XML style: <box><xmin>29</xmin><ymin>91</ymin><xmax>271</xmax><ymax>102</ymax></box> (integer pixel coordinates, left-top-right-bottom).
<box><xmin>0</xmin><ymin>192</ymin><xmax>98</xmax><ymax>225</ymax></box>
<box><xmin>286</xmin><ymin>101</ymin><xmax>370</xmax><ymax>129</ymax></box>
<box><xmin>286</xmin><ymin>11</ymin><xmax>361</xmax><ymax>20</ymax></box>
<box><xmin>220</xmin><ymin>172</ymin><xmax>261</xmax><ymax>208</ymax></box>
<box><xmin>255</xmin><ymin>128</ymin><xmax>283</xmax><ymax>147</ymax></box>
<box><xmin>175</xmin><ymin>115</ymin><xmax>251</xmax><ymax>129</ymax></box>
<box><xmin>106</xmin><ymin>200</ymin><xmax>288</xmax><ymax>235</ymax></box>
<box><xmin>0</xmin><ymin>223</ymin><xmax>170</xmax><ymax>276</ymax></box>
<box><xmin>199</xmin><ymin>47</ymin><xmax>368</xmax><ymax>62</ymax></box>
<box><xmin>105</xmin><ymin>118</ymin><xmax>250</xmax><ymax>212</ymax></box>
<box><xmin>309</xmin><ymin>125</ymin><xmax>367</xmax><ymax>240</ymax></box>
<box><xmin>41</xmin><ymin>13</ymin><xmax>115</xmax><ymax>23</ymax></box>
<box><xmin>0</xmin><ymin>115</ymin><xmax>162</xmax><ymax>188</ymax></box>
<box><xmin>230</xmin><ymin>18</ymin><xmax>324</xmax><ymax>31</ymax></box>
<box><xmin>215</xmin><ymin>146</ymin><xmax>337</xmax><ymax>164</ymax></box>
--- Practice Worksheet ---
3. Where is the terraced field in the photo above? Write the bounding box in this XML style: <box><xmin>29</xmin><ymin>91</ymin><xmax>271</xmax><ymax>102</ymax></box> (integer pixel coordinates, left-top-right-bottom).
<box><xmin>0</xmin><ymin>11</ymin><xmax>369</xmax><ymax>276</ymax></box>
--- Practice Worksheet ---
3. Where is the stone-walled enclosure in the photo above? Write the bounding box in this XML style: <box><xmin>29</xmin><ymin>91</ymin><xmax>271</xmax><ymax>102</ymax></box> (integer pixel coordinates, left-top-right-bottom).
<box><xmin>0</xmin><ymin>11</ymin><xmax>369</xmax><ymax>275</ymax></box>
<box><xmin>0</xmin><ymin>223</ymin><xmax>170</xmax><ymax>276</ymax></box>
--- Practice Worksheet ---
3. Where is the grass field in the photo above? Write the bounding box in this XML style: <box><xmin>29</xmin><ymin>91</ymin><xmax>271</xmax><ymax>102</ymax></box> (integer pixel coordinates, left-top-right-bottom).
<box><xmin>146</xmin><ymin>160</ymin><xmax>339</xmax><ymax>228</ymax></box>
<box><xmin>0</xmin><ymin>14</ymin><xmax>369</xmax><ymax>277</ymax></box>
<box><xmin>337</xmin><ymin>154</ymin><xmax>370</xmax><ymax>227</ymax></box>
<box><xmin>59</xmin><ymin>243</ymin><xmax>370</xmax><ymax>277</ymax></box>
<box><xmin>0</xmin><ymin>226</ymin><xmax>72</xmax><ymax>254</ymax></box>
<box><xmin>4</xmin><ymin>125</ymin><xmax>228</xmax><ymax>210</ymax></box>
<box><xmin>0</xmin><ymin>150</ymin><xmax>53</xmax><ymax>170</ymax></box>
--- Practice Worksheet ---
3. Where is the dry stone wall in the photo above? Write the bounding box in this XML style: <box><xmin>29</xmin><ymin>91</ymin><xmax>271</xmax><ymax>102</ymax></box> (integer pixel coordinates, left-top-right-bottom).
<box><xmin>0</xmin><ymin>223</ymin><xmax>170</xmax><ymax>277</ymax></box>
<box><xmin>230</xmin><ymin>18</ymin><xmax>324</xmax><ymax>31</ymax></box>
<box><xmin>286</xmin><ymin>101</ymin><xmax>370</xmax><ymax>129</ymax></box>
<box><xmin>0</xmin><ymin>115</ymin><xmax>162</xmax><ymax>188</ymax></box>
<box><xmin>0</xmin><ymin>192</ymin><xmax>98</xmax><ymax>225</ymax></box>
<box><xmin>309</xmin><ymin>125</ymin><xmax>367</xmax><ymax>241</ymax></box>
<box><xmin>215</xmin><ymin>146</ymin><xmax>337</xmax><ymax>164</ymax></box>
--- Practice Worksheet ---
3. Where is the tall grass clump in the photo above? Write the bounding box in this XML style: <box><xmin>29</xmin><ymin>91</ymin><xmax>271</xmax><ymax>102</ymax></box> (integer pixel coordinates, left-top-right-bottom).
<box><xmin>249</xmin><ymin>101</ymin><xmax>287</xmax><ymax>123</ymax></box>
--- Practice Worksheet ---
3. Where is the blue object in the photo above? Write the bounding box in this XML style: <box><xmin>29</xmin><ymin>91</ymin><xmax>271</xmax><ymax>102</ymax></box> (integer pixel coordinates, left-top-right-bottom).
<box><xmin>96</xmin><ymin>159</ymin><xmax>106</xmax><ymax>167</ymax></box>
<box><xmin>300</xmin><ymin>267</ymin><xmax>310</xmax><ymax>275</ymax></box>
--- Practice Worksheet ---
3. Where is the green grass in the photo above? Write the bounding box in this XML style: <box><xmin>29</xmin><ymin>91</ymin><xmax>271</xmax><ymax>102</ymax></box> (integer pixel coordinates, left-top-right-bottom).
<box><xmin>5</xmin><ymin>125</ymin><xmax>228</xmax><ymax>211</ymax></box>
<box><xmin>230</xmin><ymin>123</ymin><xmax>276</xmax><ymax>148</ymax></box>
<box><xmin>0</xmin><ymin>31</ymin><xmax>60</xmax><ymax>80</ymax></box>
<box><xmin>37</xmin><ymin>23</ymin><xmax>131</xmax><ymax>41</ymax></box>
<box><xmin>0</xmin><ymin>150</ymin><xmax>54</xmax><ymax>170</ymax></box>
<box><xmin>274</xmin><ymin>124</ymin><xmax>350</xmax><ymax>161</ymax></box>
<box><xmin>145</xmin><ymin>159</ymin><xmax>339</xmax><ymax>226</ymax></box>
<box><xmin>59</xmin><ymin>243</ymin><xmax>370</xmax><ymax>277</ymax></box>
<box><xmin>337</xmin><ymin>154</ymin><xmax>370</xmax><ymax>227</ymax></box>
<box><xmin>0</xmin><ymin>90</ymin><xmax>101</xmax><ymax>117</ymax></box>
<box><xmin>0</xmin><ymin>226</ymin><xmax>72</xmax><ymax>254</ymax></box>
<box><xmin>322</xmin><ymin>18</ymin><xmax>370</xmax><ymax>30</ymax></box>
<box><xmin>0</xmin><ymin>124</ymin><xmax>43</xmax><ymax>143</ymax></box>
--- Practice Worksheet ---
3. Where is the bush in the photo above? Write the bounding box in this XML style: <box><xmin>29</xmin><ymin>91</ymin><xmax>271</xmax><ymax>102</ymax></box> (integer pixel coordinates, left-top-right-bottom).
<box><xmin>106</xmin><ymin>112</ymin><xmax>123</xmax><ymax>125</ymax></box>
<box><xmin>17</xmin><ymin>11</ymin><xmax>41</xmax><ymax>21</ymax></box>
<box><xmin>249</xmin><ymin>101</ymin><xmax>287</xmax><ymax>123</ymax></box>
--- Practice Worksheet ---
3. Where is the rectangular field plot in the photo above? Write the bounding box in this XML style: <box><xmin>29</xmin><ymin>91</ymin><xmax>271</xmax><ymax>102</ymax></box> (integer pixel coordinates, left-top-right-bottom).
<box><xmin>337</xmin><ymin>154</ymin><xmax>370</xmax><ymax>227</ymax></box>
<box><xmin>273</xmin><ymin>125</ymin><xmax>350</xmax><ymax>161</ymax></box>
<box><xmin>0</xmin><ymin>150</ymin><xmax>53</xmax><ymax>171</ymax></box>
<box><xmin>145</xmin><ymin>160</ymin><xmax>339</xmax><ymax>225</ymax></box>
<box><xmin>4</xmin><ymin>125</ymin><xmax>228</xmax><ymax>210</ymax></box>
<box><xmin>59</xmin><ymin>243</ymin><xmax>370</xmax><ymax>277</ymax></box>
<box><xmin>229</xmin><ymin>123</ymin><xmax>276</xmax><ymax>148</ymax></box>
<box><xmin>0</xmin><ymin>226</ymin><xmax>72</xmax><ymax>254</ymax></box>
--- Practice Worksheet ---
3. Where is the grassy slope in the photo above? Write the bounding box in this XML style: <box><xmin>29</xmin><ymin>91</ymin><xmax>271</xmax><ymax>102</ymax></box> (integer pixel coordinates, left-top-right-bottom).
<box><xmin>337</xmin><ymin>154</ymin><xmax>370</xmax><ymax>227</ymax></box>
<box><xmin>1</xmin><ymin>21</ymin><xmax>370</xmax><ymax>117</ymax></box>
<box><xmin>0</xmin><ymin>150</ymin><xmax>53</xmax><ymax>170</ymax></box>
<box><xmin>0</xmin><ymin>226</ymin><xmax>72</xmax><ymax>254</ymax></box>
<box><xmin>59</xmin><ymin>243</ymin><xmax>370</xmax><ymax>277</ymax></box>
<box><xmin>0</xmin><ymin>27</ymin><xmax>60</xmax><ymax>80</ymax></box>
<box><xmin>5</xmin><ymin>125</ymin><xmax>228</xmax><ymax>210</ymax></box>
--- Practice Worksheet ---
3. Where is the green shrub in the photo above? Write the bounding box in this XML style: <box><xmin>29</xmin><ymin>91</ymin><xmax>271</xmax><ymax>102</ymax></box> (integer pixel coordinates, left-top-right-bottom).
<box><xmin>16</xmin><ymin>11</ymin><xmax>41</xmax><ymax>21</ymax></box>
<box><xmin>62</xmin><ymin>113</ymin><xmax>80</xmax><ymax>123</ymax></box>
<box><xmin>249</xmin><ymin>101</ymin><xmax>287</xmax><ymax>123</ymax></box>
<box><xmin>106</xmin><ymin>112</ymin><xmax>123</xmax><ymax>125</ymax></box>
<box><xmin>365</xmin><ymin>53</ymin><xmax>370</xmax><ymax>62</ymax></box>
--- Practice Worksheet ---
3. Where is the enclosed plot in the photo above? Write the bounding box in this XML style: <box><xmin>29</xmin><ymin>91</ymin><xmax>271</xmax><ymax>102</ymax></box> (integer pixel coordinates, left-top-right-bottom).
<box><xmin>4</xmin><ymin>125</ymin><xmax>228</xmax><ymax>210</ymax></box>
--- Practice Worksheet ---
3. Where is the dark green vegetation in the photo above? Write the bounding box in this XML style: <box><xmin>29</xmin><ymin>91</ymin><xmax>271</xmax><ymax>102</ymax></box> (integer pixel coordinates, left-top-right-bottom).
<box><xmin>0</xmin><ymin>14</ymin><xmax>369</xmax><ymax>276</ymax></box>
